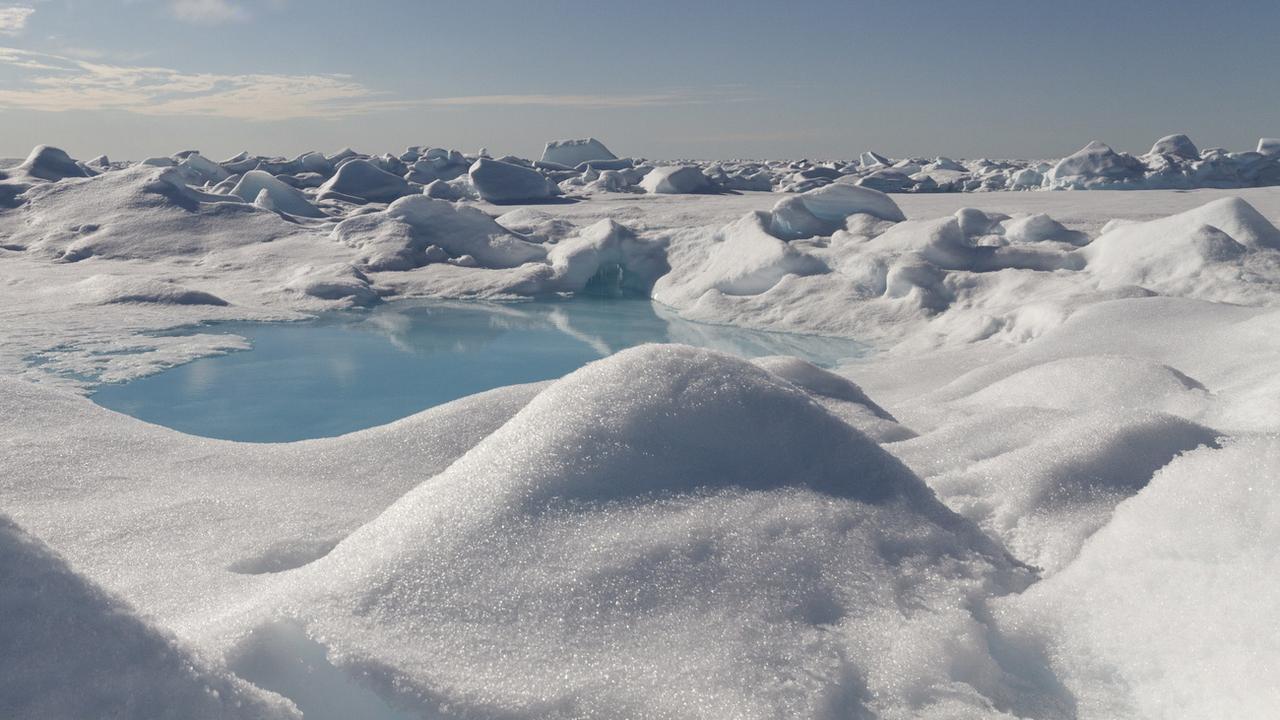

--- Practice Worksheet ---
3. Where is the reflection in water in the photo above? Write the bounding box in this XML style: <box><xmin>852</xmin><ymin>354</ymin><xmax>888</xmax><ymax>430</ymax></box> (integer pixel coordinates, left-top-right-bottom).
<box><xmin>92</xmin><ymin>299</ymin><xmax>867</xmax><ymax>443</ymax></box>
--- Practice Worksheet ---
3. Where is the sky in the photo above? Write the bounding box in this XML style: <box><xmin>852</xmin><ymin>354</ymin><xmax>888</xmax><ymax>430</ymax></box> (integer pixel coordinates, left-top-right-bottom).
<box><xmin>0</xmin><ymin>0</ymin><xmax>1277</xmax><ymax>161</ymax></box>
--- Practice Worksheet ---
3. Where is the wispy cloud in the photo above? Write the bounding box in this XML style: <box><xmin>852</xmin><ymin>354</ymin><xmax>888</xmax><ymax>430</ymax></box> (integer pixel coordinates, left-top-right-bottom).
<box><xmin>0</xmin><ymin>47</ymin><xmax>392</xmax><ymax>120</ymax></box>
<box><xmin>0</xmin><ymin>47</ymin><xmax>744</xmax><ymax>121</ymax></box>
<box><xmin>0</xmin><ymin>5</ymin><xmax>35</xmax><ymax>35</ymax></box>
<box><xmin>422</xmin><ymin>92</ymin><xmax>717</xmax><ymax>109</ymax></box>
<box><xmin>169</xmin><ymin>0</ymin><xmax>248</xmax><ymax>24</ymax></box>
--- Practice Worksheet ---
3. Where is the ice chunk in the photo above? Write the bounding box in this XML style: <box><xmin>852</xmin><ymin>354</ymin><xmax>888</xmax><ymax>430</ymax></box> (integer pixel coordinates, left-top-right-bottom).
<box><xmin>468</xmin><ymin>158</ymin><xmax>559</xmax><ymax>203</ymax></box>
<box><xmin>640</xmin><ymin>165</ymin><xmax>712</xmax><ymax>194</ymax></box>
<box><xmin>540</xmin><ymin>137</ymin><xmax>617</xmax><ymax>167</ymax></box>
<box><xmin>231</xmin><ymin>170</ymin><xmax>324</xmax><ymax>218</ymax></box>
<box><xmin>17</xmin><ymin>145</ymin><xmax>89</xmax><ymax>182</ymax></box>
<box><xmin>317</xmin><ymin>159</ymin><xmax>410</xmax><ymax>203</ymax></box>
<box><xmin>1148</xmin><ymin>133</ymin><xmax>1200</xmax><ymax>159</ymax></box>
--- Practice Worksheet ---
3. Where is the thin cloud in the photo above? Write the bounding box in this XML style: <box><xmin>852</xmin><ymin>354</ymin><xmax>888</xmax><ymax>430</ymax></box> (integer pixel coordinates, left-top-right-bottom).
<box><xmin>169</xmin><ymin>0</ymin><xmax>248</xmax><ymax>24</ymax></box>
<box><xmin>0</xmin><ymin>47</ymin><xmax>743</xmax><ymax>121</ymax></box>
<box><xmin>0</xmin><ymin>47</ymin><xmax>388</xmax><ymax>120</ymax></box>
<box><xmin>0</xmin><ymin>5</ymin><xmax>35</xmax><ymax>35</ymax></box>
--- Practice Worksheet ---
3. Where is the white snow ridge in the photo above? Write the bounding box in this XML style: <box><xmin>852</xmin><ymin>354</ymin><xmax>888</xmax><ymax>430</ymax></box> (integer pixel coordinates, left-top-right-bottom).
<box><xmin>2</xmin><ymin>136</ymin><xmax>1280</xmax><ymax>720</ymax></box>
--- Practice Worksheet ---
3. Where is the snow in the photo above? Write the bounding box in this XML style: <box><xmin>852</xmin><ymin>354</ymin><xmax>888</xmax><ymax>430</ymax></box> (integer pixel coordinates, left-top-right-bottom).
<box><xmin>640</xmin><ymin>165</ymin><xmax>713</xmax><ymax>194</ymax></box>
<box><xmin>540</xmin><ymin>137</ymin><xmax>617</xmax><ymax>167</ymax></box>
<box><xmin>468</xmin><ymin>157</ymin><xmax>559</xmax><ymax>203</ymax></box>
<box><xmin>3</xmin><ymin>139</ymin><xmax>1280</xmax><ymax>718</ymax></box>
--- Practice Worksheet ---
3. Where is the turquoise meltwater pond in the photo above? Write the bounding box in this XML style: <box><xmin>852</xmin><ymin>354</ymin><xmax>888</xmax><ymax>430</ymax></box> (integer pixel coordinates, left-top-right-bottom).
<box><xmin>91</xmin><ymin>299</ymin><xmax>867</xmax><ymax>442</ymax></box>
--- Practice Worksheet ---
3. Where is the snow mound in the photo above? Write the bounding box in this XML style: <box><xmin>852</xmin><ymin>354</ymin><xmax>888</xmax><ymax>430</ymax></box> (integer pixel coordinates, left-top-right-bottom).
<box><xmin>16</xmin><ymin>145</ymin><xmax>90</xmax><ymax>182</ymax></box>
<box><xmin>231</xmin><ymin>170</ymin><xmax>324</xmax><ymax>218</ymax></box>
<box><xmin>541</xmin><ymin>138</ymin><xmax>617</xmax><ymax>167</ymax></box>
<box><xmin>0</xmin><ymin>166</ymin><xmax>301</xmax><ymax>261</ymax></box>
<box><xmin>331</xmin><ymin>195</ymin><xmax>546</xmax><ymax>271</ymax></box>
<box><xmin>1003</xmin><ymin>436</ymin><xmax>1280</xmax><ymax>719</ymax></box>
<box><xmin>1046</xmin><ymin>141</ymin><xmax>1145</xmax><ymax>189</ymax></box>
<box><xmin>640</xmin><ymin>165</ymin><xmax>712</xmax><ymax>194</ymax></box>
<box><xmin>294</xmin><ymin>345</ymin><xmax>1026</xmax><ymax>719</ymax></box>
<box><xmin>548</xmin><ymin>219</ymin><xmax>669</xmax><ymax>295</ymax></box>
<box><xmin>282</xmin><ymin>264</ymin><xmax>379</xmax><ymax>305</ymax></box>
<box><xmin>752</xmin><ymin>356</ymin><xmax>913</xmax><ymax>443</ymax></box>
<box><xmin>317</xmin><ymin>159</ymin><xmax>410</xmax><ymax>203</ymax></box>
<box><xmin>78</xmin><ymin>276</ymin><xmax>229</xmax><ymax>306</ymax></box>
<box><xmin>468</xmin><ymin>158</ymin><xmax>559</xmax><ymax>203</ymax></box>
<box><xmin>769</xmin><ymin>183</ymin><xmax>905</xmax><ymax>239</ymax></box>
<box><xmin>0</xmin><ymin>515</ymin><xmax>298</xmax><ymax>720</ymax></box>
<box><xmin>1083</xmin><ymin>197</ymin><xmax>1280</xmax><ymax>300</ymax></box>
<box><xmin>654</xmin><ymin>211</ymin><xmax>829</xmax><ymax>303</ymax></box>
<box><xmin>959</xmin><ymin>355</ymin><xmax>1211</xmax><ymax>417</ymax></box>
<box><xmin>1148</xmin><ymin>133</ymin><xmax>1200</xmax><ymax>160</ymax></box>
<box><xmin>909</xmin><ymin>408</ymin><xmax>1218</xmax><ymax>573</ymax></box>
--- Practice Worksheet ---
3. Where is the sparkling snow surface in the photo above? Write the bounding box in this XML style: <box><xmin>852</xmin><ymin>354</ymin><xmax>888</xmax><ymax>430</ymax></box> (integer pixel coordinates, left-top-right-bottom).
<box><xmin>2</xmin><ymin>145</ymin><xmax>1280</xmax><ymax>720</ymax></box>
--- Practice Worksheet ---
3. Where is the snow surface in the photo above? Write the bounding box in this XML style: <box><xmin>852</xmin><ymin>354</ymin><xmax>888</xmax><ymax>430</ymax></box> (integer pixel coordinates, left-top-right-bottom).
<box><xmin>2</xmin><ymin>140</ymin><xmax>1280</xmax><ymax>719</ymax></box>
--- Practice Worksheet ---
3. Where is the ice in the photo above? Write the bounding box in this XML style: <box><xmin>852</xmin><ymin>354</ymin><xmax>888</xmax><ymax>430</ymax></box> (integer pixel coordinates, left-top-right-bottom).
<box><xmin>317</xmin><ymin>158</ymin><xmax>410</xmax><ymax>203</ymax></box>
<box><xmin>15</xmin><ymin>144</ymin><xmax>91</xmax><ymax>182</ymax></box>
<box><xmin>3</xmin><ymin>135</ymin><xmax>1280</xmax><ymax>718</ymax></box>
<box><xmin>468</xmin><ymin>157</ymin><xmax>560</xmax><ymax>203</ymax></box>
<box><xmin>231</xmin><ymin>170</ymin><xmax>325</xmax><ymax>218</ymax></box>
<box><xmin>332</xmin><ymin>195</ymin><xmax>546</xmax><ymax>270</ymax></box>
<box><xmin>540</xmin><ymin>137</ymin><xmax>617</xmax><ymax>167</ymax></box>
<box><xmin>1148</xmin><ymin>133</ymin><xmax>1200</xmax><ymax>159</ymax></box>
<box><xmin>1046</xmin><ymin>141</ymin><xmax>1146</xmax><ymax>189</ymax></box>
<box><xmin>640</xmin><ymin>165</ymin><xmax>713</xmax><ymax>193</ymax></box>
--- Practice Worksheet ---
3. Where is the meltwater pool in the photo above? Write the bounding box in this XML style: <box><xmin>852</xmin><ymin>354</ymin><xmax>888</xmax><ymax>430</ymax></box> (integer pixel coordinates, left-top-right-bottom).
<box><xmin>92</xmin><ymin>299</ymin><xmax>868</xmax><ymax>442</ymax></box>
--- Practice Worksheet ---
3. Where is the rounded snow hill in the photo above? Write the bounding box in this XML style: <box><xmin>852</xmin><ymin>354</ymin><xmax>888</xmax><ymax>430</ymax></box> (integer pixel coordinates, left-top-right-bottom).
<box><xmin>640</xmin><ymin>165</ymin><xmax>712</xmax><ymax>194</ymax></box>
<box><xmin>289</xmin><ymin>345</ymin><xmax>1025</xmax><ymax>719</ymax></box>
<box><xmin>1148</xmin><ymin>133</ymin><xmax>1200</xmax><ymax>160</ymax></box>
<box><xmin>468</xmin><ymin>158</ymin><xmax>559</xmax><ymax>203</ymax></box>
<box><xmin>317</xmin><ymin>159</ymin><xmax>409</xmax><ymax>203</ymax></box>
<box><xmin>541</xmin><ymin>138</ymin><xmax>617</xmax><ymax>167</ymax></box>
<box><xmin>231</xmin><ymin>170</ymin><xmax>324</xmax><ymax>218</ymax></box>
<box><xmin>17</xmin><ymin>145</ymin><xmax>90</xmax><ymax>182</ymax></box>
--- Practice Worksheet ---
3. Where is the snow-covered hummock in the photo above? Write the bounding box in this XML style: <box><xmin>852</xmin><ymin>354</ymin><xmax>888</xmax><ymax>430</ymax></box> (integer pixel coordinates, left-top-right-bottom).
<box><xmin>332</xmin><ymin>194</ymin><xmax>546</xmax><ymax>270</ymax></box>
<box><xmin>1046</xmin><ymin>141</ymin><xmax>1146</xmax><ymax>189</ymax></box>
<box><xmin>640</xmin><ymin>165</ymin><xmax>712</xmax><ymax>194</ymax></box>
<box><xmin>769</xmin><ymin>182</ymin><xmax>907</xmax><ymax>239</ymax></box>
<box><xmin>317</xmin><ymin>158</ymin><xmax>409</xmax><ymax>203</ymax></box>
<box><xmin>1001</xmin><ymin>437</ymin><xmax>1280</xmax><ymax>719</ymax></box>
<box><xmin>290</xmin><ymin>345</ymin><xmax>1028</xmax><ymax>719</ymax></box>
<box><xmin>1081</xmin><ymin>196</ymin><xmax>1280</xmax><ymax>302</ymax></box>
<box><xmin>547</xmin><ymin>219</ymin><xmax>668</xmax><ymax>294</ymax></box>
<box><xmin>540</xmin><ymin>137</ymin><xmax>617</xmax><ymax>167</ymax></box>
<box><xmin>468</xmin><ymin>158</ymin><xmax>559</xmax><ymax>203</ymax></box>
<box><xmin>1259</xmin><ymin>138</ymin><xmax>1280</xmax><ymax>156</ymax></box>
<box><xmin>230</xmin><ymin>170</ymin><xmax>324</xmax><ymax>218</ymax></box>
<box><xmin>15</xmin><ymin>145</ymin><xmax>90</xmax><ymax>182</ymax></box>
<box><xmin>1148</xmin><ymin>133</ymin><xmax>1200</xmax><ymax>160</ymax></box>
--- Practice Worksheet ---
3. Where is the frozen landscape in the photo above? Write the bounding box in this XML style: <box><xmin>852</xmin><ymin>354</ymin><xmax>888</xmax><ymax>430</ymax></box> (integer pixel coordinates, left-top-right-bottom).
<box><xmin>2</xmin><ymin>1</ymin><xmax>1279</xmax><ymax>718</ymax></box>
<box><xmin>2</xmin><ymin>137</ymin><xmax>1279</xmax><ymax>720</ymax></box>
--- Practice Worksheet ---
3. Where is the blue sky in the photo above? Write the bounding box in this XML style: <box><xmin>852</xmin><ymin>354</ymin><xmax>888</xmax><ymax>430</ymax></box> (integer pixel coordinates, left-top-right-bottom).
<box><xmin>0</xmin><ymin>0</ymin><xmax>1276</xmax><ymax>160</ymax></box>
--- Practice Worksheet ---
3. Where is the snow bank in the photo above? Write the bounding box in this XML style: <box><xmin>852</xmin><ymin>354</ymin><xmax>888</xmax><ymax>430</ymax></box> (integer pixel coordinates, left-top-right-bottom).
<box><xmin>0</xmin><ymin>515</ymin><xmax>298</xmax><ymax>720</ymax></box>
<box><xmin>1002</xmin><ymin>437</ymin><xmax>1280</xmax><ymax>719</ymax></box>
